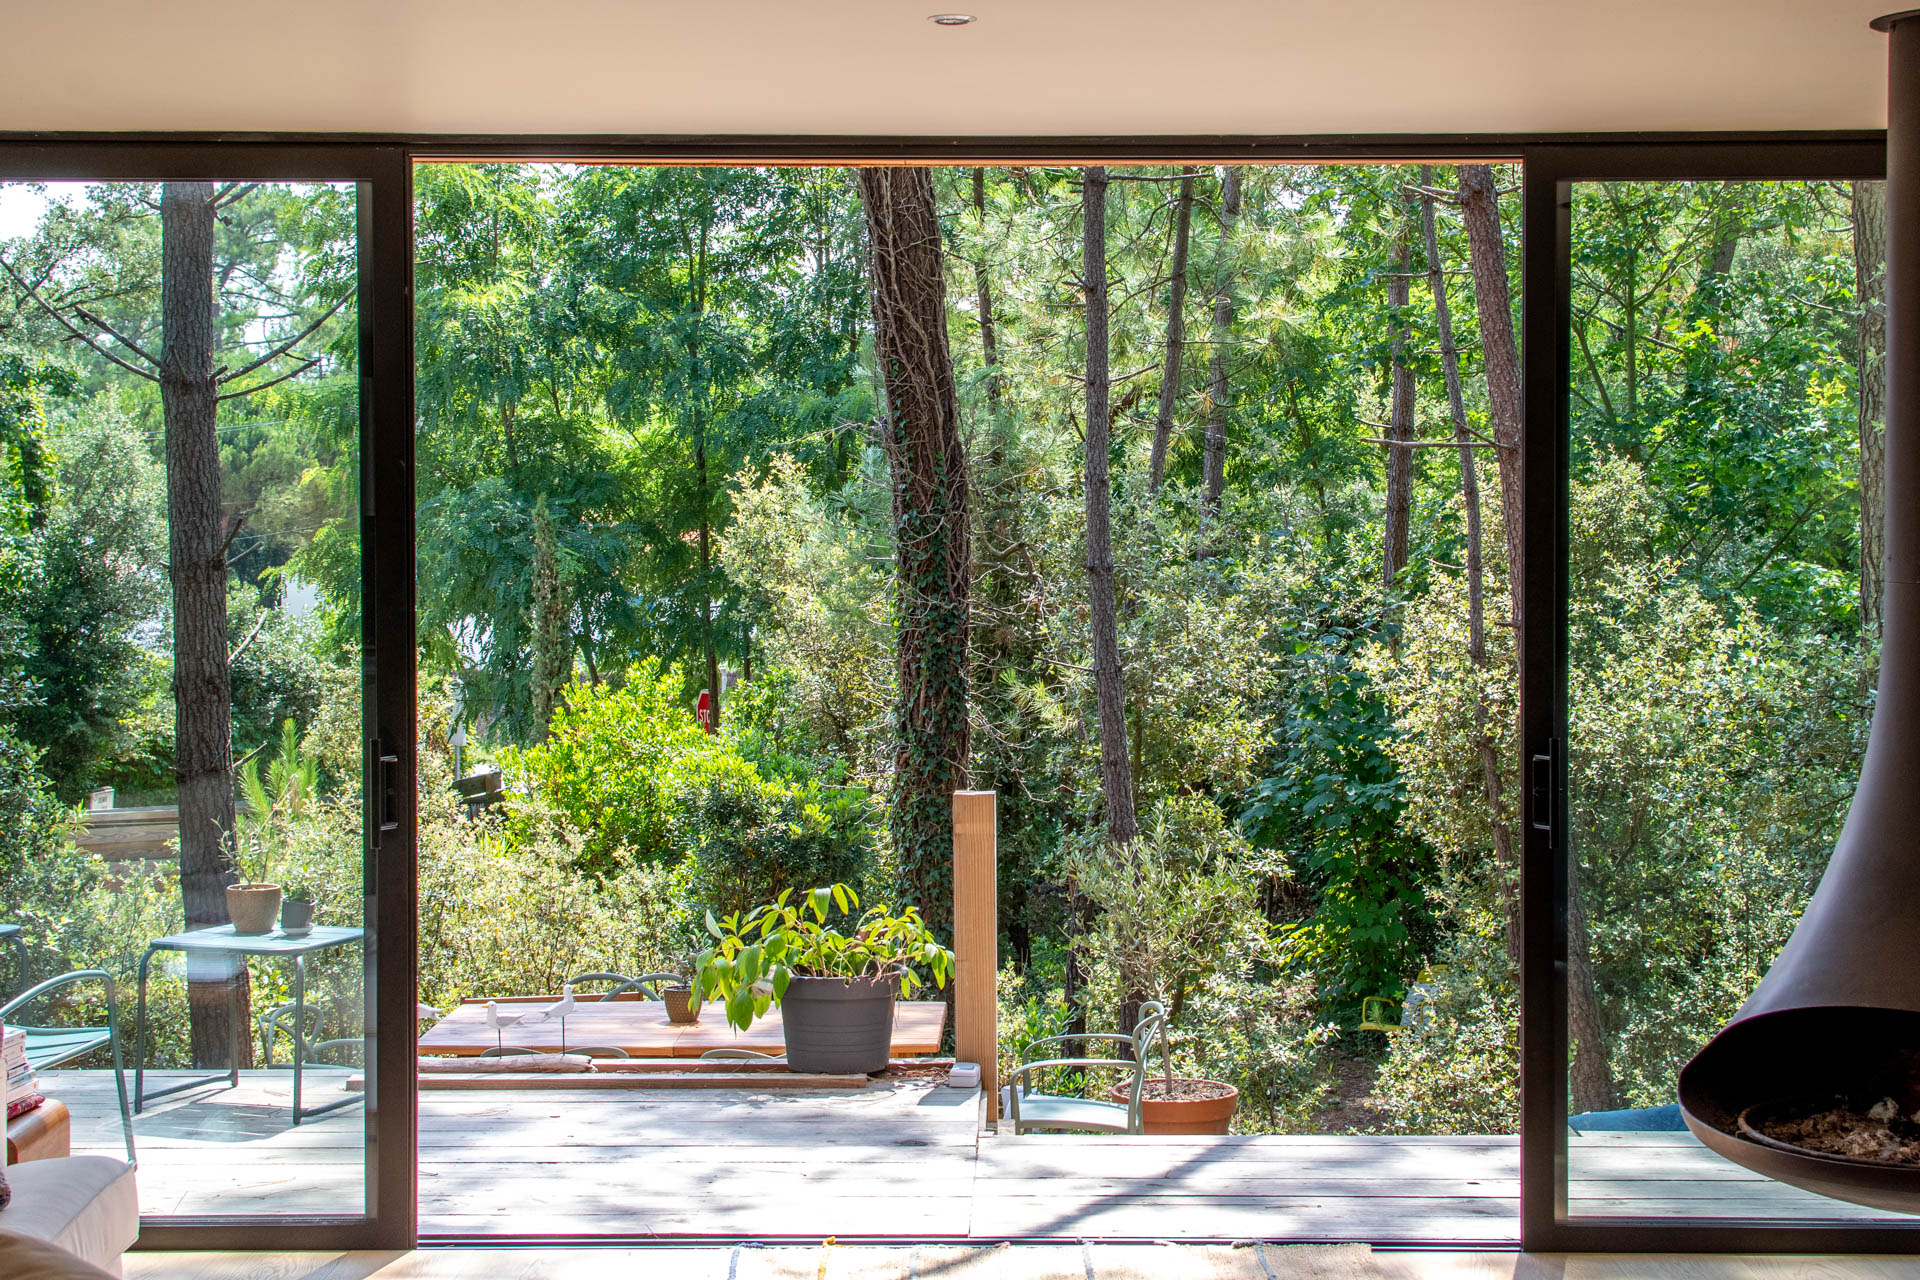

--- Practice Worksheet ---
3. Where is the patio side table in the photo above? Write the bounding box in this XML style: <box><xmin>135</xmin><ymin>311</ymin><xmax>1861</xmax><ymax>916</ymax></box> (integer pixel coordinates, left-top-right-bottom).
<box><xmin>133</xmin><ymin>923</ymin><xmax>364</xmax><ymax>1126</ymax></box>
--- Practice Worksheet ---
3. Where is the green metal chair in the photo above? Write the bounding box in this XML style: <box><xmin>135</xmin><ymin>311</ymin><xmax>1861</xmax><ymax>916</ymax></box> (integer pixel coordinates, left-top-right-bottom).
<box><xmin>1</xmin><ymin>969</ymin><xmax>135</xmax><ymax>1162</ymax></box>
<box><xmin>567</xmin><ymin>971</ymin><xmax>684</xmax><ymax>1002</ymax></box>
<box><xmin>1003</xmin><ymin>999</ymin><xmax>1165</xmax><ymax>1135</ymax></box>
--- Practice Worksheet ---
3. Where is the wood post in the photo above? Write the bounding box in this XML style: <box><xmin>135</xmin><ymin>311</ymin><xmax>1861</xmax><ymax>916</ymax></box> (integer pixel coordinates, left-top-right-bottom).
<box><xmin>953</xmin><ymin>789</ymin><xmax>998</xmax><ymax>1120</ymax></box>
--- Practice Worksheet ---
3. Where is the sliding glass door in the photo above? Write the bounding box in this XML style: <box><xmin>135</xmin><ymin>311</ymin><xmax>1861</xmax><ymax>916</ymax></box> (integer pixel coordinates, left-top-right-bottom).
<box><xmin>0</xmin><ymin>145</ymin><xmax>413</xmax><ymax>1248</ymax></box>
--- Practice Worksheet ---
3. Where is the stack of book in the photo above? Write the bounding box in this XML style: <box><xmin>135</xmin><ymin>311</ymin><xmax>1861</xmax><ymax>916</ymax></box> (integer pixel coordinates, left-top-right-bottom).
<box><xmin>3</xmin><ymin>1024</ymin><xmax>42</xmax><ymax>1120</ymax></box>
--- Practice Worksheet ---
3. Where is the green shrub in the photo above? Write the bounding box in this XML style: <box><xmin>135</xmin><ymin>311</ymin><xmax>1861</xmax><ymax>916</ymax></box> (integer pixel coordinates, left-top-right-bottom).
<box><xmin>679</xmin><ymin>760</ymin><xmax>881</xmax><ymax>922</ymax></box>
<box><xmin>1370</xmin><ymin>936</ymin><xmax>1519</xmax><ymax>1135</ymax></box>
<box><xmin>506</xmin><ymin>658</ymin><xmax>726</xmax><ymax>869</ymax></box>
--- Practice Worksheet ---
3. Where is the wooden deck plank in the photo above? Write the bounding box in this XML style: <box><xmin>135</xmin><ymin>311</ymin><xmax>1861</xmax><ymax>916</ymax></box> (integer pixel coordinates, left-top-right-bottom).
<box><xmin>48</xmin><ymin>1067</ymin><xmax>1916</xmax><ymax>1239</ymax></box>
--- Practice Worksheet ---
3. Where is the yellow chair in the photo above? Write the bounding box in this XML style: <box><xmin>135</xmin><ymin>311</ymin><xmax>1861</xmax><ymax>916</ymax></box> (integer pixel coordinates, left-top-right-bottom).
<box><xmin>1359</xmin><ymin>996</ymin><xmax>1402</xmax><ymax>1033</ymax></box>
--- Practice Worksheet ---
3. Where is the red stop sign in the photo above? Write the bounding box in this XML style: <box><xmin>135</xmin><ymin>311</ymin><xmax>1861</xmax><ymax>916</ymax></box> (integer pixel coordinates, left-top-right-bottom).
<box><xmin>695</xmin><ymin>689</ymin><xmax>713</xmax><ymax>733</ymax></box>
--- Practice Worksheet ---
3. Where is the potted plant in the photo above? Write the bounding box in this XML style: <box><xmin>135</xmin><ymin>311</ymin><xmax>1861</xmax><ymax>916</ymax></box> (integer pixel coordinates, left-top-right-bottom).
<box><xmin>228</xmin><ymin>720</ymin><xmax>316</xmax><ymax>935</ymax></box>
<box><xmin>1071</xmin><ymin>808</ymin><xmax>1257</xmax><ymax>1134</ymax></box>
<box><xmin>662</xmin><ymin>958</ymin><xmax>700</xmax><ymax>1024</ymax></box>
<box><xmin>694</xmin><ymin>884</ymin><xmax>952</xmax><ymax>1074</ymax></box>
<box><xmin>279</xmin><ymin>869</ymin><xmax>318</xmax><ymax>937</ymax></box>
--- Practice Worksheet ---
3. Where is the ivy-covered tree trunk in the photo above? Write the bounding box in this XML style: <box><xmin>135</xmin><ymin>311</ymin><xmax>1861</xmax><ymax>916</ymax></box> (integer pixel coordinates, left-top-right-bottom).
<box><xmin>1202</xmin><ymin>167</ymin><xmax>1243</xmax><ymax>513</ymax></box>
<box><xmin>1382</xmin><ymin>222</ymin><xmax>1415</xmax><ymax>585</ymax></box>
<box><xmin>161</xmin><ymin>180</ymin><xmax>250</xmax><ymax>1069</ymax></box>
<box><xmin>859</xmin><ymin>167</ymin><xmax>971</xmax><ymax>935</ymax></box>
<box><xmin>1148</xmin><ymin>168</ymin><xmax>1196</xmax><ymax>494</ymax></box>
<box><xmin>1856</xmin><ymin>179</ymin><xmax>1888</xmax><ymax>634</ymax></box>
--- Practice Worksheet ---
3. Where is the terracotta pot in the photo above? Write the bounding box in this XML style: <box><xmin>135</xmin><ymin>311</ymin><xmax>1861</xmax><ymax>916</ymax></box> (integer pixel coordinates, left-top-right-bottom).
<box><xmin>663</xmin><ymin>985</ymin><xmax>699</xmax><ymax>1024</ymax></box>
<box><xmin>1110</xmin><ymin>1078</ymin><xmax>1240</xmax><ymax>1135</ymax></box>
<box><xmin>227</xmin><ymin>883</ymin><xmax>283</xmax><ymax>935</ymax></box>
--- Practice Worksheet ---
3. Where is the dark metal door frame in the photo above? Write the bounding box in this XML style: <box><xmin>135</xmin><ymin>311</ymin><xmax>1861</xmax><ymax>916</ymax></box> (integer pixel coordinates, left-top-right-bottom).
<box><xmin>1515</xmin><ymin>137</ymin><xmax>1910</xmax><ymax>1252</ymax></box>
<box><xmin>3</xmin><ymin>127</ymin><xmax>1908</xmax><ymax>1254</ymax></box>
<box><xmin>0</xmin><ymin>141</ymin><xmax>418</xmax><ymax>1251</ymax></box>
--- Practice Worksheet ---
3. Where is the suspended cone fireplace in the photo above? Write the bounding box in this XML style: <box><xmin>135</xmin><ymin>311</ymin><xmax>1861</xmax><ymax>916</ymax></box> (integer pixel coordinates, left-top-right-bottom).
<box><xmin>1674</xmin><ymin>10</ymin><xmax>1920</xmax><ymax>1216</ymax></box>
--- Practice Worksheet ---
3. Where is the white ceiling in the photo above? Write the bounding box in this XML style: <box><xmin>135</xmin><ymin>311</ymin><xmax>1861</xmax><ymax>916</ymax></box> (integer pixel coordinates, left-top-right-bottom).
<box><xmin>0</xmin><ymin>0</ymin><xmax>1896</xmax><ymax>140</ymax></box>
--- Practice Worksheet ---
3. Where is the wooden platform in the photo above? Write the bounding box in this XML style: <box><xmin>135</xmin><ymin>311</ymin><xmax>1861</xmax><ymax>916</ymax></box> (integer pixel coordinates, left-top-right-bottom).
<box><xmin>119</xmin><ymin>1245</ymin><xmax>1920</xmax><ymax>1280</ymax></box>
<box><xmin>417</xmin><ymin>997</ymin><xmax>948</xmax><ymax>1058</ymax></box>
<box><xmin>43</xmin><ymin>1069</ymin><xmax>1913</xmax><ymax>1241</ymax></box>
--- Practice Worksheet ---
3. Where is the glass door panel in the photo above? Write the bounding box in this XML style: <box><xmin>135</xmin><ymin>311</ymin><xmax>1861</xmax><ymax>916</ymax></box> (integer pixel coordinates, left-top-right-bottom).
<box><xmin>1561</xmin><ymin>177</ymin><xmax>1897</xmax><ymax>1224</ymax></box>
<box><xmin>0</xmin><ymin>177</ymin><xmax>369</xmax><ymax>1219</ymax></box>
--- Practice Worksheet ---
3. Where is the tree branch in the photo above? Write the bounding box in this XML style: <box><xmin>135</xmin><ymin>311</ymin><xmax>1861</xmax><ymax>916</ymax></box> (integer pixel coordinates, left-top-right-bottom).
<box><xmin>217</xmin><ymin>356</ymin><xmax>320</xmax><ymax>402</ymax></box>
<box><xmin>70</xmin><ymin>305</ymin><xmax>160</xmax><ymax>367</ymax></box>
<box><xmin>0</xmin><ymin>254</ymin><xmax>159</xmax><ymax>382</ymax></box>
<box><xmin>218</xmin><ymin>288</ymin><xmax>355</xmax><ymax>384</ymax></box>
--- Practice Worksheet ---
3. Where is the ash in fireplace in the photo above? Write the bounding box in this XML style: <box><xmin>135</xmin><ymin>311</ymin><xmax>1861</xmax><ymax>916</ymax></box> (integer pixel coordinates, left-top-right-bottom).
<box><xmin>1755</xmin><ymin>1097</ymin><xmax>1920</xmax><ymax>1165</ymax></box>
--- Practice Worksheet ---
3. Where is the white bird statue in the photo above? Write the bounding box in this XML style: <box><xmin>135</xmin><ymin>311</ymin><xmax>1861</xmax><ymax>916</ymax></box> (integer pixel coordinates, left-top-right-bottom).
<box><xmin>483</xmin><ymin>1000</ymin><xmax>524</xmax><ymax>1054</ymax></box>
<box><xmin>519</xmin><ymin>984</ymin><xmax>577</xmax><ymax>1049</ymax></box>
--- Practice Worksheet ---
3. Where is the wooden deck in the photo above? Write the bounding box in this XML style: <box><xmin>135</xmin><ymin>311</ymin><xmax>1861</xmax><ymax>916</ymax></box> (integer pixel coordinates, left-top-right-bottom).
<box><xmin>41</xmin><ymin>1069</ymin><xmax>1908</xmax><ymax>1241</ymax></box>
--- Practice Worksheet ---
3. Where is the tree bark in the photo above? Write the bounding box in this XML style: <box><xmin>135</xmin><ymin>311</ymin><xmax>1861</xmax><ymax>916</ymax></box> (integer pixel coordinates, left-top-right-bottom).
<box><xmin>1148</xmin><ymin>168</ymin><xmax>1196</xmax><ymax>494</ymax></box>
<box><xmin>972</xmin><ymin>169</ymin><xmax>1001</xmax><ymax>418</ymax></box>
<box><xmin>1856</xmin><ymin>179</ymin><xmax>1888</xmax><ymax>634</ymax></box>
<box><xmin>1457</xmin><ymin>166</ymin><xmax>1526</xmax><ymax>654</ymax></box>
<box><xmin>1081</xmin><ymin>167</ymin><xmax>1139</xmax><ymax>849</ymax></box>
<box><xmin>692</xmin><ymin>214</ymin><xmax>721</xmax><ymax>731</ymax></box>
<box><xmin>1460</xmin><ymin>165</ymin><xmax>1610</xmax><ymax>1103</ymax></box>
<box><xmin>1382</xmin><ymin>222</ymin><xmax>1415</xmax><ymax>585</ymax></box>
<box><xmin>1420</xmin><ymin>173</ymin><xmax>1521</xmax><ymax>965</ymax></box>
<box><xmin>162</xmin><ymin>180</ymin><xmax>250</xmax><ymax>1070</ymax></box>
<box><xmin>1202</xmin><ymin>167</ymin><xmax>1242</xmax><ymax>513</ymax></box>
<box><xmin>859</xmin><ymin>167</ymin><xmax>972</xmax><ymax>934</ymax></box>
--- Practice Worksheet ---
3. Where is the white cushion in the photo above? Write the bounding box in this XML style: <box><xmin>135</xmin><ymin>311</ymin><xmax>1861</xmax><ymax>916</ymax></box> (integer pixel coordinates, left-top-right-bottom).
<box><xmin>0</xmin><ymin>1157</ymin><xmax>138</xmax><ymax>1274</ymax></box>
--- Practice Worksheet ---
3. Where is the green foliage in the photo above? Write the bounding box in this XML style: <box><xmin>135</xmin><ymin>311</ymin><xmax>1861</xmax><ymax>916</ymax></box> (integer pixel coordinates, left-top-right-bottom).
<box><xmin>694</xmin><ymin>884</ymin><xmax>953</xmax><ymax>1032</ymax></box>
<box><xmin>0</xmin><ymin>353</ymin><xmax>75</xmax><ymax>530</ymax></box>
<box><xmin>234</xmin><ymin>720</ymin><xmax>318</xmax><ymax>887</ymax></box>
<box><xmin>506</xmin><ymin>658</ymin><xmax>723</xmax><ymax>868</ymax></box>
<box><xmin>678</xmin><ymin>762</ymin><xmax>881</xmax><ymax>922</ymax></box>
<box><xmin>1244</xmin><ymin>623</ymin><xmax>1437</xmax><ymax>1023</ymax></box>
<box><xmin>1371</xmin><ymin>937</ymin><xmax>1519</xmax><ymax>1134</ymax></box>
<box><xmin>0</xmin><ymin>402</ymin><xmax>165</xmax><ymax>800</ymax></box>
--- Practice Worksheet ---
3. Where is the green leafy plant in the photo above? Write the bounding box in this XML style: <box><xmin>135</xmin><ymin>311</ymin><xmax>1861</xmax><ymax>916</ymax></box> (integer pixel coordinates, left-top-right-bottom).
<box><xmin>693</xmin><ymin>884</ymin><xmax>953</xmax><ymax>1032</ymax></box>
<box><xmin>233</xmin><ymin>718</ymin><xmax>317</xmax><ymax>886</ymax></box>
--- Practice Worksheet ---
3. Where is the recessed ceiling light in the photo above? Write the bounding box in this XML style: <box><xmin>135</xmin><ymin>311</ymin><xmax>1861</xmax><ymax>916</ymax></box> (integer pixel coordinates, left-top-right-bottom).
<box><xmin>929</xmin><ymin>13</ymin><xmax>976</xmax><ymax>25</ymax></box>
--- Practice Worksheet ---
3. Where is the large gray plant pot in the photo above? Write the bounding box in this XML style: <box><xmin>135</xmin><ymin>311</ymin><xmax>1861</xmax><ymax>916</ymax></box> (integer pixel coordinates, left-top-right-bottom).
<box><xmin>779</xmin><ymin>974</ymin><xmax>898</xmax><ymax>1074</ymax></box>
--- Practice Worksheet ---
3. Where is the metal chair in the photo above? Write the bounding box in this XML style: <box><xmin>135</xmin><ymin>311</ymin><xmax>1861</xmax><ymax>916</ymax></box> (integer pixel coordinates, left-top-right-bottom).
<box><xmin>257</xmin><ymin>1002</ymin><xmax>361</xmax><ymax>1068</ymax></box>
<box><xmin>1003</xmin><ymin>999</ymin><xmax>1166</xmax><ymax>1135</ymax></box>
<box><xmin>566</xmin><ymin>971</ymin><xmax>684</xmax><ymax>1002</ymax></box>
<box><xmin>1</xmin><ymin>970</ymin><xmax>135</xmax><ymax>1162</ymax></box>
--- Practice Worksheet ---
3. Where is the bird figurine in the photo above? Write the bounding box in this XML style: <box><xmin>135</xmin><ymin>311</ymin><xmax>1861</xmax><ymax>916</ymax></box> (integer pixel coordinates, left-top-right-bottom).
<box><xmin>519</xmin><ymin>984</ymin><xmax>578</xmax><ymax>1050</ymax></box>
<box><xmin>483</xmin><ymin>1000</ymin><xmax>523</xmax><ymax>1054</ymax></box>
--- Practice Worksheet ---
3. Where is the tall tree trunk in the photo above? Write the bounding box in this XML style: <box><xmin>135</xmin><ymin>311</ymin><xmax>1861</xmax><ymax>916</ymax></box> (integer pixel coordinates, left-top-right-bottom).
<box><xmin>972</xmin><ymin>169</ymin><xmax>1001</xmax><ymax>418</ymax></box>
<box><xmin>1460</xmin><ymin>164</ymin><xmax>1611</xmax><ymax>1106</ymax></box>
<box><xmin>1148</xmin><ymin>168</ymin><xmax>1196</xmax><ymax>494</ymax></box>
<box><xmin>1457</xmin><ymin>166</ymin><xmax>1525</xmax><ymax>654</ymax></box>
<box><xmin>859</xmin><ymin>167</ymin><xmax>972</xmax><ymax>936</ymax></box>
<box><xmin>692</xmin><ymin>217</ymin><xmax>721</xmax><ymax>730</ymax></box>
<box><xmin>1202</xmin><ymin>167</ymin><xmax>1242</xmax><ymax>513</ymax></box>
<box><xmin>529</xmin><ymin>495</ymin><xmax>570</xmax><ymax>742</ymax></box>
<box><xmin>1856</xmin><ymin>179</ymin><xmax>1888</xmax><ymax>635</ymax></box>
<box><xmin>162</xmin><ymin>180</ymin><xmax>250</xmax><ymax>1070</ymax></box>
<box><xmin>1081</xmin><ymin>167</ymin><xmax>1138</xmax><ymax>849</ymax></box>
<box><xmin>1420</xmin><ymin>173</ymin><xmax>1521</xmax><ymax>965</ymax></box>
<box><xmin>1382</xmin><ymin>223</ymin><xmax>1415</xmax><ymax>585</ymax></box>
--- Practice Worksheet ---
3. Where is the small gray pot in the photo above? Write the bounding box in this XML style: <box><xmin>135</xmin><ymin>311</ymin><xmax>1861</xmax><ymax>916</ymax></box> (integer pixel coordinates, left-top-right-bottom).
<box><xmin>281</xmin><ymin>898</ymin><xmax>315</xmax><ymax>937</ymax></box>
<box><xmin>779</xmin><ymin>973</ymin><xmax>899</xmax><ymax>1074</ymax></box>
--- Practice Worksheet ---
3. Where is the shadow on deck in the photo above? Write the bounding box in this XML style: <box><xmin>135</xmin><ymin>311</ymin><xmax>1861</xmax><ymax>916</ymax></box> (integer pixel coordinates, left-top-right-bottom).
<box><xmin>39</xmin><ymin>1069</ymin><xmax>1903</xmax><ymax>1241</ymax></box>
